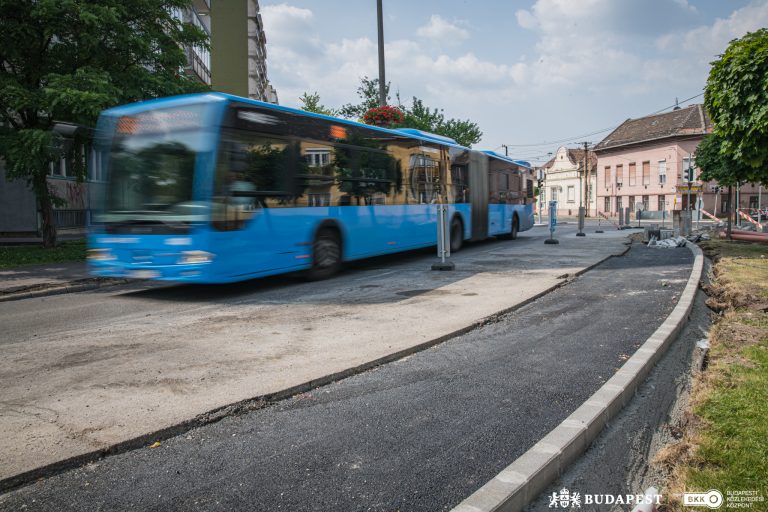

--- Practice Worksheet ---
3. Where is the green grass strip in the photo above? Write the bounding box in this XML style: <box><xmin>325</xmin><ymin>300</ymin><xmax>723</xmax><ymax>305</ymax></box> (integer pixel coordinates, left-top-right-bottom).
<box><xmin>0</xmin><ymin>240</ymin><xmax>86</xmax><ymax>269</ymax></box>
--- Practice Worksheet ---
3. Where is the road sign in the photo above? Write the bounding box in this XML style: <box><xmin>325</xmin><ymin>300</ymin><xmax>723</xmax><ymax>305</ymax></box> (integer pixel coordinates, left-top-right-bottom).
<box><xmin>548</xmin><ymin>200</ymin><xmax>557</xmax><ymax>232</ymax></box>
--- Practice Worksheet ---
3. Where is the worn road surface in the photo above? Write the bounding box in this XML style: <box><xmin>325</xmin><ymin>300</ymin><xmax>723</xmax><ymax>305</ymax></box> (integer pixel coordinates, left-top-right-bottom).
<box><xmin>0</xmin><ymin>242</ymin><xmax>693</xmax><ymax>511</ymax></box>
<box><xmin>0</xmin><ymin>224</ymin><xmax>629</xmax><ymax>482</ymax></box>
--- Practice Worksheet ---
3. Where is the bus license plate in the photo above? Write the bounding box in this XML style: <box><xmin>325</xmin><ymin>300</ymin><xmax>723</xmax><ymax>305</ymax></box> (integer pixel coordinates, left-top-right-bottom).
<box><xmin>130</xmin><ymin>270</ymin><xmax>160</xmax><ymax>279</ymax></box>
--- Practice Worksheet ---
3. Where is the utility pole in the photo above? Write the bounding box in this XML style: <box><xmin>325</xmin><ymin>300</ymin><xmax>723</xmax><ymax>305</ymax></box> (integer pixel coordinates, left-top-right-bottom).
<box><xmin>376</xmin><ymin>0</ymin><xmax>386</xmax><ymax>107</ymax></box>
<box><xmin>575</xmin><ymin>142</ymin><xmax>590</xmax><ymax>237</ymax></box>
<box><xmin>582</xmin><ymin>141</ymin><xmax>591</xmax><ymax>216</ymax></box>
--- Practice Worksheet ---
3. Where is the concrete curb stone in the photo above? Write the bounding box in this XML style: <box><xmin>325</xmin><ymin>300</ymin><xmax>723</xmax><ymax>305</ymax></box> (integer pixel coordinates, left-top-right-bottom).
<box><xmin>450</xmin><ymin>242</ymin><xmax>704</xmax><ymax>512</ymax></box>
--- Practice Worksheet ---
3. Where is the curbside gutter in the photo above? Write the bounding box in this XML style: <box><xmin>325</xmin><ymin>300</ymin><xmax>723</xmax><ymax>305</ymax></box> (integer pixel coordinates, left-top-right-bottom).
<box><xmin>0</xmin><ymin>278</ymin><xmax>130</xmax><ymax>303</ymax></box>
<box><xmin>451</xmin><ymin>242</ymin><xmax>704</xmax><ymax>512</ymax></box>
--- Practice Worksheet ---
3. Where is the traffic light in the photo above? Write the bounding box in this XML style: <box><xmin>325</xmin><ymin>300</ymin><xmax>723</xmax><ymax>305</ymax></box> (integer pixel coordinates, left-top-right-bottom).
<box><xmin>683</xmin><ymin>166</ymin><xmax>694</xmax><ymax>183</ymax></box>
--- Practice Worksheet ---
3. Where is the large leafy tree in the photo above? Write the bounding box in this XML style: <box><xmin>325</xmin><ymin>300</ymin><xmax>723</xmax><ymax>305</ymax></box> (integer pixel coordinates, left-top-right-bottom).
<box><xmin>302</xmin><ymin>76</ymin><xmax>483</xmax><ymax>148</ymax></box>
<box><xmin>298</xmin><ymin>92</ymin><xmax>337</xmax><ymax>117</ymax></box>
<box><xmin>705</xmin><ymin>28</ymin><xmax>768</xmax><ymax>170</ymax></box>
<box><xmin>399</xmin><ymin>97</ymin><xmax>482</xmax><ymax>147</ymax></box>
<box><xmin>337</xmin><ymin>76</ymin><xmax>390</xmax><ymax>120</ymax></box>
<box><xmin>696</xmin><ymin>133</ymin><xmax>760</xmax><ymax>238</ymax></box>
<box><xmin>0</xmin><ymin>0</ymin><xmax>208</xmax><ymax>247</ymax></box>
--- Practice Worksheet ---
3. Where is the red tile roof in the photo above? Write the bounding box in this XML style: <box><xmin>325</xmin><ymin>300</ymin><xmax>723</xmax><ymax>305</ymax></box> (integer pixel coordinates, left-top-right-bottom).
<box><xmin>595</xmin><ymin>104</ymin><xmax>711</xmax><ymax>152</ymax></box>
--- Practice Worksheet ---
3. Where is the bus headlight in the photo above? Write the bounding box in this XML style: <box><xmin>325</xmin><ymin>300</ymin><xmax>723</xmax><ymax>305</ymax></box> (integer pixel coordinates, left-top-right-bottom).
<box><xmin>178</xmin><ymin>250</ymin><xmax>214</xmax><ymax>265</ymax></box>
<box><xmin>87</xmin><ymin>248</ymin><xmax>115</xmax><ymax>261</ymax></box>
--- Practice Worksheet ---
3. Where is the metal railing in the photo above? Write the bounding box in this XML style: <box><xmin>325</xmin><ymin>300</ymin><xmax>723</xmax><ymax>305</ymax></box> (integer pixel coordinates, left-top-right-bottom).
<box><xmin>53</xmin><ymin>209</ymin><xmax>87</xmax><ymax>228</ymax></box>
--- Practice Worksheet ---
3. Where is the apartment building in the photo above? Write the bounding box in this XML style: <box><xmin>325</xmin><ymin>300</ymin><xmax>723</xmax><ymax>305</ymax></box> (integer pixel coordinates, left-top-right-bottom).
<box><xmin>594</xmin><ymin>104</ymin><xmax>711</xmax><ymax>219</ymax></box>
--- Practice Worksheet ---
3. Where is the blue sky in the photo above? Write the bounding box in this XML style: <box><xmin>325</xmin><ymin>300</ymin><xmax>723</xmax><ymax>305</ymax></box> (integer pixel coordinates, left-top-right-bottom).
<box><xmin>260</xmin><ymin>0</ymin><xmax>768</xmax><ymax>163</ymax></box>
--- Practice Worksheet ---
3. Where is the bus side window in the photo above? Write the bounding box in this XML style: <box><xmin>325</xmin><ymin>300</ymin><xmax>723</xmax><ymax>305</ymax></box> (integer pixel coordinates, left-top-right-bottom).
<box><xmin>213</xmin><ymin>131</ymin><xmax>299</xmax><ymax>230</ymax></box>
<box><xmin>296</xmin><ymin>142</ymin><xmax>334</xmax><ymax>207</ymax></box>
<box><xmin>335</xmin><ymin>146</ymin><xmax>396</xmax><ymax>206</ymax></box>
<box><xmin>448</xmin><ymin>147</ymin><xmax>470</xmax><ymax>204</ymax></box>
<box><xmin>409</xmin><ymin>154</ymin><xmax>440</xmax><ymax>204</ymax></box>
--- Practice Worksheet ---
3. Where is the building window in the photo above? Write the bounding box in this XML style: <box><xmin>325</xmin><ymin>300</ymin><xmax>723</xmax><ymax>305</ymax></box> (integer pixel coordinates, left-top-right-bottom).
<box><xmin>49</xmin><ymin>158</ymin><xmax>66</xmax><ymax>177</ymax></box>
<box><xmin>604</xmin><ymin>196</ymin><xmax>611</xmax><ymax>213</ymax></box>
<box><xmin>642</xmin><ymin>161</ymin><xmax>650</xmax><ymax>186</ymax></box>
<box><xmin>604</xmin><ymin>166</ymin><xmax>611</xmax><ymax>187</ymax></box>
<box><xmin>628</xmin><ymin>162</ymin><xmax>636</xmax><ymax>186</ymax></box>
<box><xmin>642</xmin><ymin>195</ymin><xmax>650</xmax><ymax>211</ymax></box>
<box><xmin>88</xmin><ymin>148</ymin><xmax>106</xmax><ymax>182</ymax></box>
<box><xmin>308</xmin><ymin>193</ymin><xmax>331</xmax><ymax>207</ymax></box>
<box><xmin>658</xmin><ymin>195</ymin><xmax>666</xmax><ymax>211</ymax></box>
<box><xmin>305</xmin><ymin>149</ymin><xmax>331</xmax><ymax>167</ymax></box>
<box><xmin>616</xmin><ymin>164</ymin><xmax>623</xmax><ymax>185</ymax></box>
<box><xmin>722</xmin><ymin>195</ymin><xmax>730</xmax><ymax>213</ymax></box>
<box><xmin>749</xmin><ymin>195</ymin><xmax>759</xmax><ymax>209</ymax></box>
<box><xmin>617</xmin><ymin>196</ymin><xmax>623</xmax><ymax>210</ymax></box>
<box><xmin>567</xmin><ymin>185</ymin><xmax>575</xmax><ymax>203</ymax></box>
<box><xmin>629</xmin><ymin>196</ymin><xmax>636</xmax><ymax>212</ymax></box>
<box><xmin>551</xmin><ymin>186</ymin><xmax>558</xmax><ymax>202</ymax></box>
<box><xmin>658</xmin><ymin>160</ymin><xmax>667</xmax><ymax>184</ymax></box>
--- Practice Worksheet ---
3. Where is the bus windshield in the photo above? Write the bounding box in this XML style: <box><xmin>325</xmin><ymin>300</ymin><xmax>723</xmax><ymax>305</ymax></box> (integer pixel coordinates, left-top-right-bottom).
<box><xmin>98</xmin><ymin>104</ymin><xmax>215</xmax><ymax>232</ymax></box>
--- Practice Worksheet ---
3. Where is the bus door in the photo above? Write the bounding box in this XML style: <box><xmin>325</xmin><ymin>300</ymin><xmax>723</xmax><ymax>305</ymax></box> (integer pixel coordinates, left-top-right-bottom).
<box><xmin>211</xmin><ymin>134</ymin><xmax>301</xmax><ymax>277</ymax></box>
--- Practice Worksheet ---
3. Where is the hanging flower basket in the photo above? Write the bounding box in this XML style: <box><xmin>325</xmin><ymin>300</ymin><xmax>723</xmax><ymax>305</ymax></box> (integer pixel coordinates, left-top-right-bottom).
<box><xmin>362</xmin><ymin>105</ymin><xmax>405</xmax><ymax>128</ymax></box>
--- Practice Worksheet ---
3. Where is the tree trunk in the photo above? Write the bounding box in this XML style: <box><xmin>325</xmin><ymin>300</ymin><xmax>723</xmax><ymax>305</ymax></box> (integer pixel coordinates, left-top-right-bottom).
<box><xmin>33</xmin><ymin>169</ymin><xmax>57</xmax><ymax>248</ymax></box>
<box><xmin>727</xmin><ymin>185</ymin><xmax>733</xmax><ymax>241</ymax></box>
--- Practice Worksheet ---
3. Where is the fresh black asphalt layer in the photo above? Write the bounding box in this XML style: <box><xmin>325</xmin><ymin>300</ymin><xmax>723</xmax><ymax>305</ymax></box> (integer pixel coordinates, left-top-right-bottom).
<box><xmin>0</xmin><ymin>243</ymin><xmax>693</xmax><ymax>512</ymax></box>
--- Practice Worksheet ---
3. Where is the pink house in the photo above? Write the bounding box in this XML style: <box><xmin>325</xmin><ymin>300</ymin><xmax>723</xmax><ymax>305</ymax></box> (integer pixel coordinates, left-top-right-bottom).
<box><xmin>594</xmin><ymin>104</ymin><xmax>711</xmax><ymax>219</ymax></box>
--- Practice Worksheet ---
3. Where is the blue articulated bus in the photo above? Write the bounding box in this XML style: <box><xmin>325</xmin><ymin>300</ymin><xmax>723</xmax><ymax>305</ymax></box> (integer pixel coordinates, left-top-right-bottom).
<box><xmin>88</xmin><ymin>93</ymin><xmax>535</xmax><ymax>283</ymax></box>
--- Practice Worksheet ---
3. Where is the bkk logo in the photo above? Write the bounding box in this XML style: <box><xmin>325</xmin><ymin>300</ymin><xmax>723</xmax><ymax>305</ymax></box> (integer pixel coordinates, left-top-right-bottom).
<box><xmin>683</xmin><ymin>490</ymin><xmax>723</xmax><ymax>509</ymax></box>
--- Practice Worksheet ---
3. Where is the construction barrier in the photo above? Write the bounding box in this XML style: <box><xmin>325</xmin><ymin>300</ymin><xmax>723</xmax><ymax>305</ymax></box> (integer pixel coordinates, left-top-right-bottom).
<box><xmin>738</xmin><ymin>209</ymin><xmax>761</xmax><ymax>228</ymax></box>
<box><xmin>598</xmin><ymin>211</ymin><xmax>620</xmax><ymax>229</ymax></box>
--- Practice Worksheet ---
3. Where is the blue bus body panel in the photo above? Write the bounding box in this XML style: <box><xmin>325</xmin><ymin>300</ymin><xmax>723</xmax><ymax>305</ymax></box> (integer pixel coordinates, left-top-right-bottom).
<box><xmin>90</xmin><ymin>204</ymin><xmax>471</xmax><ymax>283</ymax></box>
<box><xmin>487</xmin><ymin>203</ymin><xmax>535</xmax><ymax>236</ymax></box>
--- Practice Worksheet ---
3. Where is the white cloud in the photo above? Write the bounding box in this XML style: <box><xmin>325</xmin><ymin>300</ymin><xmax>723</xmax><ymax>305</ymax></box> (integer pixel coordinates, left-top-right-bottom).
<box><xmin>679</xmin><ymin>1</ymin><xmax>768</xmax><ymax>56</ymax></box>
<box><xmin>259</xmin><ymin>1</ymin><xmax>768</xmax><ymax>151</ymax></box>
<box><xmin>416</xmin><ymin>15</ymin><xmax>469</xmax><ymax>45</ymax></box>
<box><xmin>261</xmin><ymin>5</ymin><xmax>522</xmax><ymax>116</ymax></box>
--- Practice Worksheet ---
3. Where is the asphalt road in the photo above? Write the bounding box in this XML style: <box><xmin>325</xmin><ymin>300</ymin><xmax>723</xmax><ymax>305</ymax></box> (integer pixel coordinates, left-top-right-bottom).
<box><xmin>527</xmin><ymin>288</ymin><xmax>711</xmax><ymax>511</ymax></box>
<box><xmin>0</xmin><ymin>240</ymin><xmax>693</xmax><ymax>512</ymax></box>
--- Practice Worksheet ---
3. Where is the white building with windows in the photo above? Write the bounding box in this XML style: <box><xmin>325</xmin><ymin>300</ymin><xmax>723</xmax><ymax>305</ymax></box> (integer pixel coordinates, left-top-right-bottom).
<box><xmin>541</xmin><ymin>146</ymin><xmax>597</xmax><ymax>217</ymax></box>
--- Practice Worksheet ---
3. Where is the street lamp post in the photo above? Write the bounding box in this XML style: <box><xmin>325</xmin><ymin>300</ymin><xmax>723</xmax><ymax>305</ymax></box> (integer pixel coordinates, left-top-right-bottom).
<box><xmin>576</xmin><ymin>166</ymin><xmax>586</xmax><ymax>236</ymax></box>
<box><xmin>376</xmin><ymin>0</ymin><xmax>386</xmax><ymax>107</ymax></box>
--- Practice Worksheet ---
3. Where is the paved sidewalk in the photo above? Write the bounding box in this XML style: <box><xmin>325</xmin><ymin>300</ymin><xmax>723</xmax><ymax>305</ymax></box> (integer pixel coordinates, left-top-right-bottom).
<box><xmin>0</xmin><ymin>226</ymin><xmax>629</xmax><ymax>486</ymax></box>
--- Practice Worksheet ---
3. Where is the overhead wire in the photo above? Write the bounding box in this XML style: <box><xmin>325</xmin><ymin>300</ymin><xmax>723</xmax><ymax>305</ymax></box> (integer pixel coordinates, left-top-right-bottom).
<box><xmin>503</xmin><ymin>91</ymin><xmax>706</xmax><ymax>149</ymax></box>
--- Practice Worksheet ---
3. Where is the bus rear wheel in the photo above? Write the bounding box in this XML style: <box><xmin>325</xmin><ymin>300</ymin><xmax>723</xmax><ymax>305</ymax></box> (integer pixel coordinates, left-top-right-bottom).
<box><xmin>308</xmin><ymin>229</ymin><xmax>341</xmax><ymax>280</ymax></box>
<box><xmin>510</xmin><ymin>216</ymin><xmax>519</xmax><ymax>240</ymax></box>
<box><xmin>450</xmin><ymin>217</ymin><xmax>463</xmax><ymax>253</ymax></box>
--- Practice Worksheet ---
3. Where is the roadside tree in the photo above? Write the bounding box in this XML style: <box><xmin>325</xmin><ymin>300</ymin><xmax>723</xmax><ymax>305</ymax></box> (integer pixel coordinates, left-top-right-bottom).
<box><xmin>298</xmin><ymin>92</ymin><xmax>337</xmax><ymax>116</ymax></box>
<box><xmin>327</xmin><ymin>76</ymin><xmax>483</xmax><ymax>147</ymax></box>
<box><xmin>696</xmin><ymin>134</ymin><xmax>759</xmax><ymax>238</ymax></box>
<box><xmin>705</xmin><ymin>28</ymin><xmax>768</xmax><ymax>169</ymax></box>
<box><xmin>0</xmin><ymin>0</ymin><xmax>208</xmax><ymax>247</ymax></box>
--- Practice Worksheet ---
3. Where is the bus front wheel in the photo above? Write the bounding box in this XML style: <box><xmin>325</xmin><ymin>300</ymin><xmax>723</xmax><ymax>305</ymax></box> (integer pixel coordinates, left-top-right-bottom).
<box><xmin>308</xmin><ymin>229</ymin><xmax>341</xmax><ymax>280</ymax></box>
